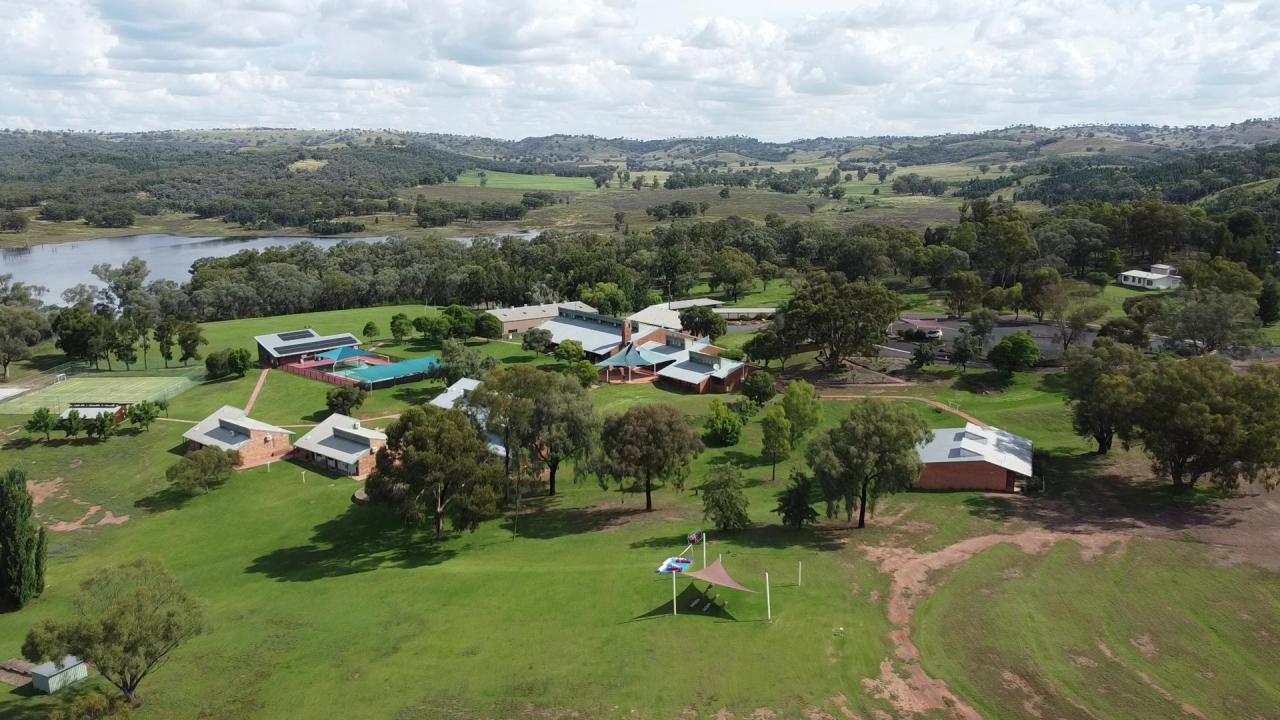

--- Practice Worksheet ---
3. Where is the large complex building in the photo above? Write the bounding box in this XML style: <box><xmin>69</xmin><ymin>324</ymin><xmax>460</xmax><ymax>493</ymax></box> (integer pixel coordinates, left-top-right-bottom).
<box><xmin>915</xmin><ymin>423</ymin><xmax>1033</xmax><ymax>492</ymax></box>
<box><xmin>486</xmin><ymin>302</ymin><xmax>596</xmax><ymax>337</ymax></box>
<box><xmin>255</xmin><ymin>328</ymin><xmax>362</xmax><ymax>368</ymax></box>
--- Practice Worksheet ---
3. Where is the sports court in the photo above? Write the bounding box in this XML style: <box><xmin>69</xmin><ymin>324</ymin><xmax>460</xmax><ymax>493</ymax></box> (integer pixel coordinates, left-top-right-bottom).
<box><xmin>0</xmin><ymin>374</ymin><xmax>198</xmax><ymax>414</ymax></box>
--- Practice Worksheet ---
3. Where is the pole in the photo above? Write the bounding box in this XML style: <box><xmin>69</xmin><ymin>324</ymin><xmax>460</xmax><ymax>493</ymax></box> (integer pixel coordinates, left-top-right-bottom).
<box><xmin>672</xmin><ymin>572</ymin><xmax>678</xmax><ymax>616</ymax></box>
<box><xmin>766</xmin><ymin>572</ymin><xmax>772</xmax><ymax>622</ymax></box>
<box><xmin>798</xmin><ymin>561</ymin><xmax>802</xmax><ymax>587</ymax></box>
<box><xmin>702</xmin><ymin>532</ymin><xmax>707</xmax><ymax>567</ymax></box>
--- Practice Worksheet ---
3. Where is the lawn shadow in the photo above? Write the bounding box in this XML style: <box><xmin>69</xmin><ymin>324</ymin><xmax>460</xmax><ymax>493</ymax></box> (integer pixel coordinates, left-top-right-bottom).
<box><xmin>503</xmin><ymin>495</ymin><xmax>648</xmax><ymax>539</ymax></box>
<box><xmin>629</xmin><ymin>582</ymin><xmax>736</xmax><ymax>622</ymax></box>
<box><xmin>390</xmin><ymin>384</ymin><xmax>443</xmax><ymax>406</ymax></box>
<box><xmin>246</xmin><ymin>503</ymin><xmax>455</xmax><ymax>581</ymax></box>
<box><xmin>951</xmin><ymin>370</ymin><xmax>1012</xmax><ymax>394</ymax></box>
<box><xmin>962</xmin><ymin>449</ymin><xmax>1247</xmax><ymax>534</ymax></box>
<box><xmin>133</xmin><ymin>485</ymin><xmax>196</xmax><ymax>513</ymax></box>
<box><xmin>629</xmin><ymin>524</ymin><xmax>845</xmax><ymax>553</ymax></box>
<box><xmin>708</xmin><ymin>449</ymin><xmax>770</xmax><ymax>470</ymax></box>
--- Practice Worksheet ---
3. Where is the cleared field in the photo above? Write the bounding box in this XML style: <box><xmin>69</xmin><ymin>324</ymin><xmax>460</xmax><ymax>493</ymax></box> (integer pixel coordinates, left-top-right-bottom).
<box><xmin>0</xmin><ymin>373</ymin><xmax>199</xmax><ymax>413</ymax></box>
<box><xmin>449</xmin><ymin>169</ymin><xmax>597</xmax><ymax>191</ymax></box>
<box><xmin>288</xmin><ymin>158</ymin><xmax>329</xmax><ymax>172</ymax></box>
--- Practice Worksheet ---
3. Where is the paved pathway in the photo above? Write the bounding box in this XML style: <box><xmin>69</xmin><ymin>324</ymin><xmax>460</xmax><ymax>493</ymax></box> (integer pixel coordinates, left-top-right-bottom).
<box><xmin>243</xmin><ymin>369</ymin><xmax>271</xmax><ymax>413</ymax></box>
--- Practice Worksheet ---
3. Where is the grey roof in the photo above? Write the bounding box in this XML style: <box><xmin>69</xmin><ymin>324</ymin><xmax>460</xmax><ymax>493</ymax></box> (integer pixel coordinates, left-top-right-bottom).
<box><xmin>182</xmin><ymin>405</ymin><xmax>293</xmax><ymax>451</ymax></box>
<box><xmin>31</xmin><ymin>655</ymin><xmax>83</xmax><ymax>678</ymax></box>
<box><xmin>654</xmin><ymin>343</ymin><xmax>743</xmax><ymax>385</ymax></box>
<box><xmin>254</xmin><ymin>329</ymin><xmax>361</xmax><ymax>358</ymax></box>
<box><xmin>536</xmin><ymin>316</ymin><xmax>625</xmax><ymax>355</ymax></box>
<box><xmin>713</xmin><ymin>307</ymin><xmax>777</xmax><ymax>316</ymax></box>
<box><xmin>430</xmin><ymin>378</ymin><xmax>507</xmax><ymax>458</ymax></box>
<box><xmin>916</xmin><ymin>423</ymin><xmax>1034</xmax><ymax>476</ymax></box>
<box><xmin>294</xmin><ymin>414</ymin><xmax>386</xmax><ymax>464</ymax></box>
<box><xmin>486</xmin><ymin>302</ymin><xmax>595</xmax><ymax>323</ymax></box>
<box><xmin>667</xmin><ymin>298</ymin><xmax>724</xmax><ymax>310</ymax></box>
<box><xmin>60</xmin><ymin>405</ymin><xmax>121</xmax><ymax>420</ymax></box>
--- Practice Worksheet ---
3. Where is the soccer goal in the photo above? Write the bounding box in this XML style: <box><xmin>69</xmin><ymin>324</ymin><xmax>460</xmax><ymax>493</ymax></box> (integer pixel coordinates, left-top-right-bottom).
<box><xmin>54</xmin><ymin>373</ymin><xmax>67</xmax><ymax>384</ymax></box>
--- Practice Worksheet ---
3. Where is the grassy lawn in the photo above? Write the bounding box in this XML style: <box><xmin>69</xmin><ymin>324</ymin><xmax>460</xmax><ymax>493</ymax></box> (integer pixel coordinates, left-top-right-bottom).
<box><xmin>686</xmin><ymin>278</ymin><xmax>794</xmax><ymax>308</ymax></box>
<box><xmin>1095</xmin><ymin>282</ymin><xmax>1168</xmax><ymax>319</ymax></box>
<box><xmin>1</xmin><ymin>306</ymin><xmax>1276</xmax><ymax>719</ymax></box>
<box><xmin>916</xmin><ymin>539</ymin><xmax>1280</xmax><ymax>719</ymax></box>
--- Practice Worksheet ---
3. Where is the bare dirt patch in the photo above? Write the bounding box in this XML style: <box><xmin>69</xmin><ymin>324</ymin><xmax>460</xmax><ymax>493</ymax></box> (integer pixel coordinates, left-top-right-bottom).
<box><xmin>26</xmin><ymin>477</ymin><xmax>64</xmax><ymax>506</ymax></box>
<box><xmin>1070</xmin><ymin>654</ymin><xmax>1098</xmax><ymax>669</ymax></box>
<box><xmin>47</xmin><ymin>505</ymin><xmax>130</xmax><ymax>532</ymax></box>
<box><xmin>749</xmin><ymin>709</ymin><xmax>777</xmax><ymax>720</ymax></box>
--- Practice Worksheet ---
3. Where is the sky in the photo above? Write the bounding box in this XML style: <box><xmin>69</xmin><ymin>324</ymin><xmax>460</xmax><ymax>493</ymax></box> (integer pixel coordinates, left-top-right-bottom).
<box><xmin>1</xmin><ymin>0</ymin><xmax>1277</xmax><ymax>141</ymax></box>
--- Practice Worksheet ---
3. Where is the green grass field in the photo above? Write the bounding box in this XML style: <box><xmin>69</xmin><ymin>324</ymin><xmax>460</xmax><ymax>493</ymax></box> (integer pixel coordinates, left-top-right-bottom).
<box><xmin>0</xmin><ymin>306</ymin><xmax>1276</xmax><ymax>719</ymax></box>
<box><xmin>0</xmin><ymin>373</ymin><xmax>200</xmax><ymax>413</ymax></box>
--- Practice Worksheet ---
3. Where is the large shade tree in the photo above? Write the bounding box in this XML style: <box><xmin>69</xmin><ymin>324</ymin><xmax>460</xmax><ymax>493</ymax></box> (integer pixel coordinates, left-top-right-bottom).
<box><xmin>592</xmin><ymin>403</ymin><xmax>703</xmax><ymax>511</ymax></box>
<box><xmin>23</xmin><ymin>559</ymin><xmax>204</xmax><ymax>705</ymax></box>
<box><xmin>366</xmin><ymin>405</ymin><xmax>503</xmax><ymax>538</ymax></box>
<box><xmin>785</xmin><ymin>276</ymin><xmax>899</xmax><ymax>368</ymax></box>
<box><xmin>806</xmin><ymin>400</ymin><xmax>931</xmax><ymax>528</ymax></box>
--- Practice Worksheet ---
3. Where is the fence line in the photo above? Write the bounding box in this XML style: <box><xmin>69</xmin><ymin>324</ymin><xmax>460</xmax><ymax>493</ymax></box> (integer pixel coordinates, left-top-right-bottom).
<box><xmin>281</xmin><ymin>363</ymin><xmax>357</xmax><ymax>387</ymax></box>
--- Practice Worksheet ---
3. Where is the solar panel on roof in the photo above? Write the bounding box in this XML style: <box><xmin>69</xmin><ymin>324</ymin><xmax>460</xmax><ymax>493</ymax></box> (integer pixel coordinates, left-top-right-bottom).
<box><xmin>277</xmin><ymin>330</ymin><xmax>316</xmax><ymax>341</ymax></box>
<box><xmin>274</xmin><ymin>336</ymin><xmax>360</xmax><ymax>356</ymax></box>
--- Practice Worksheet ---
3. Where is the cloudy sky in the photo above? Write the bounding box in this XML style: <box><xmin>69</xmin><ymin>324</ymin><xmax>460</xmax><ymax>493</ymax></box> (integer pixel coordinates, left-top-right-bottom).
<box><xmin>1</xmin><ymin>0</ymin><xmax>1277</xmax><ymax>140</ymax></box>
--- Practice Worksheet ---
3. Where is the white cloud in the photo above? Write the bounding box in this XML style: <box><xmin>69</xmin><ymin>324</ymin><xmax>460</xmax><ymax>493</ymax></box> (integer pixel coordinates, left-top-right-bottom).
<box><xmin>0</xmin><ymin>0</ymin><xmax>1277</xmax><ymax>139</ymax></box>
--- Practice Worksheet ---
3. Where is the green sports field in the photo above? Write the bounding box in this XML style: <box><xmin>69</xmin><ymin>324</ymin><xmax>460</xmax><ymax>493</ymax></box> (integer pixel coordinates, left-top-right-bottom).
<box><xmin>449</xmin><ymin>169</ymin><xmax>597</xmax><ymax>191</ymax></box>
<box><xmin>0</xmin><ymin>373</ymin><xmax>200</xmax><ymax>414</ymax></box>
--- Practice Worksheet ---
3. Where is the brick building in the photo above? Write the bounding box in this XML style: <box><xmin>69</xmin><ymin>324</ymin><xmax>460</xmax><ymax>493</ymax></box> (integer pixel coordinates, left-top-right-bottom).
<box><xmin>486</xmin><ymin>302</ymin><xmax>596</xmax><ymax>338</ymax></box>
<box><xmin>915</xmin><ymin>423</ymin><xmax>1033</xmax><ymax>492</ymax></box>
<box><xmin>293</xmin><ymin>413</ymin><xmax>387</xmax><ymax>479</ymax></box>
<box><xmin>182</xmin><ymin>405</ymin><xmax>294</xmax><ymax>469</ymax></box>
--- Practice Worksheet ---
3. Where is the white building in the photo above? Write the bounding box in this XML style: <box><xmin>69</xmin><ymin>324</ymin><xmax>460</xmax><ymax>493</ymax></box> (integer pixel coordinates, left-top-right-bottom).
<box><xmin>1118</xmin><ymin>264</ymin><xmax>1181</xmax><ymax>290</ymax></box>
<box><xmin>30</xmin><ymin>655</ymin><xmax>88</xmax><ymax>694</ymax></box>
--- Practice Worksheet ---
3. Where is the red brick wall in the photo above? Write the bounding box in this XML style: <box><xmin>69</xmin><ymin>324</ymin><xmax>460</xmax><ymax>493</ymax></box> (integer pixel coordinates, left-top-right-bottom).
<box><xmin>916</xmin><ymin>462</ymin><xmax>1011</xmax><ymax>491</ymax></box>
<box><xmin>233</xmin><ymin>430</ymin><xmax>294</xmax><ymax>468</ymax></box>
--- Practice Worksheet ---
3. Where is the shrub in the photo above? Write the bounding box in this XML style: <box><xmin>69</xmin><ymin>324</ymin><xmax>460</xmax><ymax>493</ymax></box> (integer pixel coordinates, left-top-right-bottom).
<box><xmin>204</xmin><ymin>349</ymin><xmax>231</xmax><ymax>379</ymax></box>
<box><xmin>703</xmin><ymin>399</ymin><xmax>744</xmax><ymax>446</ymax></box>
<box><xmin>719</xmin><ymin>347</ymin><xmax>745</xmax><ymax>361</ymax></box>
<box><xmin>740</xmin><ymin>370</ymin><xmax>777</xmax><ymax>404</ymax></box>
<box><xmin>728</xmin><ymin>397</ymin><xmax>761</xmax><ymax>419</ymax></box>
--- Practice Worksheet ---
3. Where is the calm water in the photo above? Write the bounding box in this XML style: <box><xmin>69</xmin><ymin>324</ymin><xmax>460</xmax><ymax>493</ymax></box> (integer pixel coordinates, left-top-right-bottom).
<box><xmin>0</xmin><ymin>229</ymin><xmax>539</xmax><ymax>303</ymax></box>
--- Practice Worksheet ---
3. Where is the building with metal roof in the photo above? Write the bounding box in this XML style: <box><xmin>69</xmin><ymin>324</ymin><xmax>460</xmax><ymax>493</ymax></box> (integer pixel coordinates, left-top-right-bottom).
<box><xmin>182</xmin><ymin>405</ymin><xmax>294</xmax><ymax>468</ymax></box>
<box><xmin>294</xmin><ymin>413</ymin><xmax>387</xmax><ymax>479</ymax></box>
<box><xmin>655</xmin><ymin>345</ymin><xmax>748</xmax><ymax>393</ymax></box>
<box><xmin>915</xmin><ymin>423</ymin><xmax>1033</xmax><ymax>491</ymax></box>
<box><xmin>29</xmin><ymin>655</ymin><xmax>87</xmax><ymax>695</ymax></box>
<box><xmin>430</xmin><ymin>378</ymin><xmax>507</xmax><ymax>458</ymax></box>
<box><xmin>627</xmin><ymin>298</ymin><xmax>724</xmax><ymax>332</ymax></box>
<box><xmin>535</xmin><ymin>307</ymin><xmax>635</xmax><ymax>359</ymax></box>
<box><xmin>59</xmin><ymin>403</ymin><xmax>126</xmax><ymax>423</ymax></box>
<box><xmin>486</xmin><ymin>301</ymin><xmax>596</xmax><ymax>337</ymax></box>
<box><xmin>255</xmin><ymin>328</ymin><xmax>362</xmax><ymax>367</ymax></box>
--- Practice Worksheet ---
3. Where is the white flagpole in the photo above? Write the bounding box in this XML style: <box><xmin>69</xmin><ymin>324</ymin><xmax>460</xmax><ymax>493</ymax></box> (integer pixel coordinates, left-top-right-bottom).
<box><xmin>798</xmin><ymin>561</ymin><xmax>802</xmax><ymax>587</ymax></box>
<box><xmin>766</xmin><ymin>572</ymin><xmax>772</xmax><ymax>622</ymax></box>
<box><xmin>672</xmin><ymin>572</ymin><xmax>678</xmax><ymax>616</ymax></box>
<box><xmin>702</xmin><ymin>533</ymin><xmax>707</xmax><ymax>567</ymax></box>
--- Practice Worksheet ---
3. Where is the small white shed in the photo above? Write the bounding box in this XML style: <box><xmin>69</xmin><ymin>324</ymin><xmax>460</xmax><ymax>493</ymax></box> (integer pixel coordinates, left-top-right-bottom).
<box><xmin>30</xmin><ymin>655</ymin><xmax>88</xmax><ymax>694</ymax></box>
<box><xmin>1118</xmin><ymin>266</ymin><xmax>1182</xmax><ymax>290</ymax></box>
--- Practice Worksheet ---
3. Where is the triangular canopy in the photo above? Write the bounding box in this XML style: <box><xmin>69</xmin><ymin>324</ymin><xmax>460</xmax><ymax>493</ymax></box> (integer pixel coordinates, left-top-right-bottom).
<box><xmin>316</xmin><ymin>346</ymin><xmax>376</xmax><ymax>362</ymax></box>
<box><xmin>683</xmin><ymin>558</ymin><xmax>755</xmax><ymax>593</ymax></box>
<box><xmin>595</xmin><ymin>342</ymin><xmax>668</xmax><ymax>368</ymax></box>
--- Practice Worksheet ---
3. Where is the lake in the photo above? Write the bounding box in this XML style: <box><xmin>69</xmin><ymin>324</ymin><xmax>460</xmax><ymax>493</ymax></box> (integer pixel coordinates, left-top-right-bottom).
<box><xmin>0</xmin><ymin>230</ymin><xmax>540</xmax><ymax>303</ymax></box>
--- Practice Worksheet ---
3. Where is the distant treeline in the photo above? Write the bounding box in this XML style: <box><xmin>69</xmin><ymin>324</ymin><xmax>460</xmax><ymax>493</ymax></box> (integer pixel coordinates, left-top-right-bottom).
<box><xmin>0</xmin><ymin>131</ymin><xmax>613</xmax><ymax>231</ymax></box>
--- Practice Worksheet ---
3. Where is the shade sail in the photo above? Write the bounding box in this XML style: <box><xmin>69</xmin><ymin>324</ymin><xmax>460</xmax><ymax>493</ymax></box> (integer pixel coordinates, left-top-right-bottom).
<box><xmin>595</xmin><ymin>342</ymin><xmax>669</xmax><ymax>368</ymax></box>
<box><xmin>316</xmin><ymin>346</ymin><xmax>379</xmax><ymax>362</ymax></box>
<box><xmin>683</xmin><ymin>558</ymin><xmax>755</xmax><ymax>593</ymax></box>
